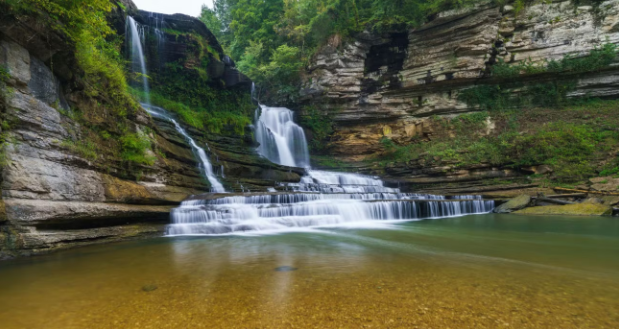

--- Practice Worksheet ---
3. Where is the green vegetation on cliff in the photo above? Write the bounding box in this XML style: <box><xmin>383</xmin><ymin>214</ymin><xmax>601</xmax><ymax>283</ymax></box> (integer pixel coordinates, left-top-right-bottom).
<box><xmin>460</xmin><ymin>43</ymin><xmax>619</xmax><ymax>110</ymax></box>
<box><xmin>131</xmin><ymin>89</ymin><xmax>252</xmax><ymax>135</ymax></box>
<box><xmin>5</xmin><ymin>0</ymin><xmax>138</xmax><ymax>115</ymax></box>
<box><xmin>137</xmin><ymin>22</ymin><xmax>254</xmax><ymax>136</ymax></box>
<box><xmin>3</xmin><ymin>0</ymin><xmax>157</xmax><ymax>169</ymax></box>
<box><xmin>379</xmin><ymin>99</ymin><xmax>619</xmax><ymax>183</ymax></box>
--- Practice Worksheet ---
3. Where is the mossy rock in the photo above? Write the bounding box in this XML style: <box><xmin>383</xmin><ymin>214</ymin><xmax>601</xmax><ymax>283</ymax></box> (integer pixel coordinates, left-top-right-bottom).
<box><xmin>493</xmin><ymin>194</ymin><xmax>531</xmax><ymax>213</ymax></box>
<box><xmin>513</xmin><ymin>204</ymin><xmax>613</xmax><ymax>216</ymax></box>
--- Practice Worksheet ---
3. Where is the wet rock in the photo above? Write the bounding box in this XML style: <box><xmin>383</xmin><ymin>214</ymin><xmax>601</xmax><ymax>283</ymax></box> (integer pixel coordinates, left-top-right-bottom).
<box><xmin>493</xmin><ymin>195</ymin><xmax>531</xmax><ymax>213</ymax></box>
<box><xmin>142</xmin><ymin>285</ymin><xmax>158</xmax><ymax>292</ymax></box>
<box><xmin>0</xmin><ymin>40</ymin><xmax>31</xmax><ymax>87</ymax></box>
<box><xmin>275</xmin><ymin>266</ymin><xmax>298</xmax><ymax>272</ymax></box>
<box><xmin>514</xmin><ymin>204</ymin><xmax>613</xmax><ymax>216</ymax></box>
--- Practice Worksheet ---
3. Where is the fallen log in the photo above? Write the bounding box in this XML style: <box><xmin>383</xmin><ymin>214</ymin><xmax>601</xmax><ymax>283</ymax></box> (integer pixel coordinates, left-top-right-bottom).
<box><xmin>533</xmin><ymin>197</ymin><xmax>575</xmax><ymax>205</ymax></box>
<box><xmin>553</xmin><ymin>187</ymin><xmax>619</xmax><ymax>196</ymax></box>
<box><xmin>546</xmin><ymin>193</ymin><xmax>587</xmax><ymax>199</ymax></box>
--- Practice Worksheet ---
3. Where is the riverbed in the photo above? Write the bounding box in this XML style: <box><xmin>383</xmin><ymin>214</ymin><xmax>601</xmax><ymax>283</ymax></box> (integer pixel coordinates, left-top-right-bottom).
<box><xmin>1</xmin><ymin>214</ymin><xmax>618</xmax><ymax>328</ymax></box>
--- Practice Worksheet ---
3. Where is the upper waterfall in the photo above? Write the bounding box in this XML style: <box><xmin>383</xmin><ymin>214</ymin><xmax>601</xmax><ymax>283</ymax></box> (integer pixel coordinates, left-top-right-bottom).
<box><xmin>126</xmin><ymin>16</ymin><xmax>150</xmax><ymax>106</ymax></box>
<box><xmin>126</xmin><ymin>16</ymin><xmax>225</xmax><ymax>193</ymax></box>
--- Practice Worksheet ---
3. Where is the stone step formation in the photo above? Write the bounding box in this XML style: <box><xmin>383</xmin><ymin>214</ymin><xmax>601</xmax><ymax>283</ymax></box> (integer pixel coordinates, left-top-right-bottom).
<box><xmin>167</xmin><ymin>105</ymin><xmax>494</xmax><ymax>235</ymax></box>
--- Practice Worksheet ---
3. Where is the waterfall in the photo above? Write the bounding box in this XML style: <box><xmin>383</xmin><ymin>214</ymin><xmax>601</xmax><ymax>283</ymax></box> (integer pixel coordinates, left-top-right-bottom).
<box><xmin>255</xmin><ymin>105</ymin><xmax>310</xmax><ymax>168</ymax></box>
<box><xmin>147</xmin><ymin>12</ymin><xmax>166</xmax><ymax>68</ymax></box>
<box><xmin>145</xmin><ymin>105</ymin><xmax>225</xmax><ymax>193</ymax></box>
<box><xmin>168</xmin><ymin>194</ymin><xmax>494</xmax><ymax>235</ymax></box>
<box><xmin>126</xmin><ymin>16</ymin><xmax>150</xmax><ymax>105</ymax></box>
<box><xmin>166</xmin><ymin>104</ymin><xmax>495</xmax><ymax>235</ymax></box>
<box><xmin>126</xmin><ymin>16</ymin><xmax>224</xmax><ymax>193</ymax></box>
<box><xmin>251</xmin><ymin>82</ymin><xmax>257</xmax><ymax>102</ymax></box>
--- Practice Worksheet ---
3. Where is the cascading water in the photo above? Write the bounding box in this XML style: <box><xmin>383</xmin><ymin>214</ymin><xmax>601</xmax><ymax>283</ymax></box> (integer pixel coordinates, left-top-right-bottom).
<box><xmin>255</xmin><ymin>105</ymin><xmax>310</xmax><ymax>168</ymax></box>
<box><xmin>125</xmin><ymin>16</ymin><xmax>225</xmax><ymax>193</ymax></box>
<box><xmin>126</xmin><ymin>16</ymin><xmax>150</xmax><ymax>105</ymax></box>
<box><xmin>166</xmin><ymin>104</ymin><xmax>495</xmax><ymax>235</ymax></box>
<box><xmin>169</xmin><ymin>193</ymin><xmax>494</xmax><ymax>235</ymax></box>
<box><xmin>145</xmin><ymin>105</ymin><xmax>225</xmax><ymax>193</ymax></box>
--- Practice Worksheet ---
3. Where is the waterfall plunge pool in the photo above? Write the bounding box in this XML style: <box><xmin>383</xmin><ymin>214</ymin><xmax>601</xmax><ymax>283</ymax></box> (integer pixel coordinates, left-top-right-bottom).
<box><xmin>1</xmin><ymin>213</ymin><xmax>619</xmax><ymax>328</ymax></box>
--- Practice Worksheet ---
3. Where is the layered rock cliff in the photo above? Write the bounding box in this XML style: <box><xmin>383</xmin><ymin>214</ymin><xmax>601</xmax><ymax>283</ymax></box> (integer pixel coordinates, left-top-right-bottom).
<box><xmin>126</xmin><ymin>9</ymin><xmax>304</xmax><ymax>192</ymax></box>
<box><xmin>299</xmin><ymin>0</ymin><xmax>619</xmax><ymax>195</ymax></box>
<box><xmin>0</xmin><ymin>2</ymin><xmax>299</xmax><ymax>259</ymax></box>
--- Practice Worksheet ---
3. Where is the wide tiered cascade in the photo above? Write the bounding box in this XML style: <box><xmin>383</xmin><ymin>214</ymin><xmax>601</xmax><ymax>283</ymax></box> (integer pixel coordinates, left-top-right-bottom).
<box><xmin>168</xmin><ymin>192</ymin><xmax>494</xmax><ymax>235</ymax></box>
<box><xmin>166</xmin><ymin>105</ymin><xmax>495</xmax><ymax>235</ymax></box>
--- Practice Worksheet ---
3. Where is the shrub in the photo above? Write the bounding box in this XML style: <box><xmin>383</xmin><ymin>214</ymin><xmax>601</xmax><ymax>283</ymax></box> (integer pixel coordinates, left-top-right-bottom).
<box><xmin>0</xmin><ymin>65</ymin><xmax>9</xmax><ymax>83</ymax></box>
<box><xmin>5</xmin><ymin>0</ymin><xmax>139</xmax><ymax>117</ymax></box>
<box><xmin>61</xmin><ymin>139</ymin><xmax>98</xmax><ymax>161</ymax></box>
<box><xmin>298</xmin><ymin>105</ymin><xmax>334</xmax><ymax>152</ymax></box>
<box><xmin>132</xmin><ymin>89</ymin><xmax>252</xmax><ymax>135</ymax></box>
<box><xmin>120</xmin><ymin>132</ymin><xmax>155</xmax><ymax>165</ymax></box>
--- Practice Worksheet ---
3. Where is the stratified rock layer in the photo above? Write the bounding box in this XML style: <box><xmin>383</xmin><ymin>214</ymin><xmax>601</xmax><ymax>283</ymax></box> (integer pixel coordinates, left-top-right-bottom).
<box><xmin>0</xmin><ymin>3</ymin><xmax>297</xmax><ymax>258</ymax></box>
<box><xmin>300</xmin><ymin>0</ymin><xmax>619</xmax><ymax>193</ymax></box>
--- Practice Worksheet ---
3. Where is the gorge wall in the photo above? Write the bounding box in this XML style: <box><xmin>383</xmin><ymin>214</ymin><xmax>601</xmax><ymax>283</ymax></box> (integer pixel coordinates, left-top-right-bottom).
<box><xmin>300</xmin><ymin>0</ymin><xmax>619</xmax><ymax>195</ymax></box>
<box><xmin>0</xmin><ymin>1</ymin><xmax>300</xmax><ymax>259</ymax></box>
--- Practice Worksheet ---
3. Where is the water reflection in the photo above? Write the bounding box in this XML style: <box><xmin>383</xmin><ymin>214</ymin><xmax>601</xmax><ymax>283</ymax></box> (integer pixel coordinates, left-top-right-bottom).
<box><xmin>1</xmin><ymin>214</ymin><xmax>618</xmax><ymax>328</ymax></box>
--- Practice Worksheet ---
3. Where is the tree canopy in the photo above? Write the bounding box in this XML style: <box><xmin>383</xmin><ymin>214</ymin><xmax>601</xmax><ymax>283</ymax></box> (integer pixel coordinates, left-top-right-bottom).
<box><xmin>200</xmin><ymin>0</ymin><xmax>480</xmax><ymax>98</ymax></box>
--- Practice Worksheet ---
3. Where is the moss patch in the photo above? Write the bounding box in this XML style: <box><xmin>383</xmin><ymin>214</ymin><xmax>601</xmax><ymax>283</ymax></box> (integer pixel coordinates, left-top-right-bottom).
<box><xmin>514</xmin><ymin>204</ymin><xmax>613</xmax><ymax>216</ymax></box>
<box><xmin>101</xmin><ymin>174</ymin><xmax>154</xmax><ymax>204</ymax></box>
<box><xmin>375</xmin><ymin>99</ymin><xmax>619</xmax><ymax>183</ymax></box>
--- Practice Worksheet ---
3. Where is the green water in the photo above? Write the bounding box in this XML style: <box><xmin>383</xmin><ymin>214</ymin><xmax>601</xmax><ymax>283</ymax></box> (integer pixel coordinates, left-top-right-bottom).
<box><xmin>1</xmin><ymin>214</ymin><xmax>619</xmax><ymax>328</ymax></box>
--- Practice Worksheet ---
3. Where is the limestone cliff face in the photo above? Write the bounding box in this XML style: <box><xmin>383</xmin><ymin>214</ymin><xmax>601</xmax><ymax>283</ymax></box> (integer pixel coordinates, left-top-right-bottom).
<box><xmin>129</xmin><ymin>9</ymin><xmax>304</xmax><ymax>192</ymax></box>
<box><xmin>0</xmin><ymin>3</ymin><xmax>298</xmax><ymax>258</ymax></box>
<box><xmin>300</xmin><ymin>0</ymin><xmax>619</xmax><ymax>191</ymax></box>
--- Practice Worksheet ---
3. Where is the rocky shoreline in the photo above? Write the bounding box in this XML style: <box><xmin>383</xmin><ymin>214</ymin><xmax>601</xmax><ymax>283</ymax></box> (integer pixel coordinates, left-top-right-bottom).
<box><xmin>493</xmin><ymin>177</ymin><xmax>619</xmax><ymax>216</ymax></box>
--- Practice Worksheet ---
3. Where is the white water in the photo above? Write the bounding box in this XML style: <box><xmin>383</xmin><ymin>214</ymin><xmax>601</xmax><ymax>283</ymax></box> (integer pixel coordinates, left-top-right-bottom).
<box><xmin>126</xmin><ymin>17</ymin><xmax>150</xmax><ymax>105</ymax></box>
<box><xmin>166</xmin><ymin>104</ymin><xmax>495</xmax><ymax>235</ymax></box>
<box><xmin>126</xmin><ymin>16</ymin><xmax>225</xmax><ymax>192</ymax></box>
<box><xmin>168</xmin><ymin>193</ymin><xmax>493</xmax><ymax>235</ymax></box>
<box><xmin>255</xmin><ymin>105</ymin><xmax>310</xmax><ymax>168</ymax></box>
<box><xmin>145</xmin><ymin>105</ymin><xmax>225</xmax><ymax>193</ymax></box>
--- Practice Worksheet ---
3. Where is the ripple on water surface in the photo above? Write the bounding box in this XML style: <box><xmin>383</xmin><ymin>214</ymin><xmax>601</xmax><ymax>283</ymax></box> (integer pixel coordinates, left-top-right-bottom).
<box><xmin>1</xmin><ymin>214</ymin><xmax>619</xmax><ymax>328</ymax></box>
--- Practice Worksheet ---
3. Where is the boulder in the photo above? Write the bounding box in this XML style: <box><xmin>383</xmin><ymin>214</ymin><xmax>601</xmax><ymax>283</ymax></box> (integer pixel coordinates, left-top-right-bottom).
<box><xmin>514</xmin><ymin>204</ymin><xmax>613</xmax><ymax>216</ymax></box>
<box><xmin>601</xmin><ymin>196</ymin><xmax>619</xmax><ymax>206</ymax></box>
<box><xmin>582</xmin><ymin>197</ymin><xmax>604</xmax><ymax>204</ymax></box>
<box><xmin>589</xmin><ymin>177</ymin><xmax>619</xmax><ymax>193</ymax></box>
<box><xmin>493</xmin><ymin>194</ymin><xmax>531</xmax><ymax>213</ymax></box>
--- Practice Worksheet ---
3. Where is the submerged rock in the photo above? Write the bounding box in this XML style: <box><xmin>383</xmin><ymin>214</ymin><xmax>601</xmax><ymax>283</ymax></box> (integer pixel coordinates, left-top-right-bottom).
<box><xmin>514</xmin><ymin>204</ymin><xmax>613</xmax><ymax>216</ymax></box>
<box><xmin>493</xmin><ymin>195</ymin><xmax>531</xmax><ymax>213</ymax></box>
<box><xmin>275</xmin><ymin>266</ymin><xmax>298</xmax><ymax>272</ymax></box>
<box><xmin>142</xmin><ymin>285</ymin><xmax>158</xmax><ymax>292</ymax></box>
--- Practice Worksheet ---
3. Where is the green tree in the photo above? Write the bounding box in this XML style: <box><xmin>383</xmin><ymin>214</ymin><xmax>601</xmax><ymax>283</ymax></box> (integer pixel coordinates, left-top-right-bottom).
<box><xmin>200</xmin><ymin>5</ymin><xmax>224</xmax><ymax>40</ymax></box>
<box><xmin>201</xmin><ymin>0</ymin><xmax>483</xmax><ymax>95</ymax></box>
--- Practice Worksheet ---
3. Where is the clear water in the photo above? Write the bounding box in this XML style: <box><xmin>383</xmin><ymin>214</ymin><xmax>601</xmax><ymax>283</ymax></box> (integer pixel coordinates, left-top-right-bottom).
<box><xmin>1</xmin><ymin>214</ymin><xmax>618</xmax><ymax>328</ymax></box>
